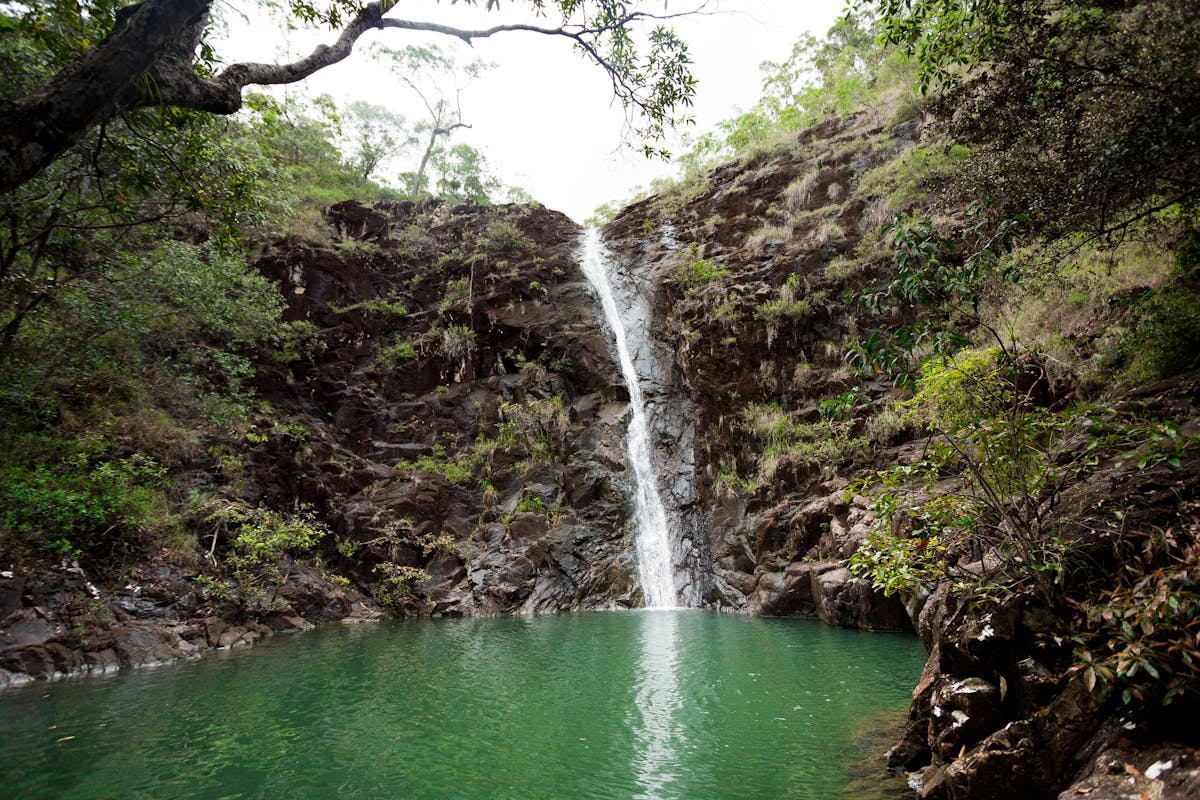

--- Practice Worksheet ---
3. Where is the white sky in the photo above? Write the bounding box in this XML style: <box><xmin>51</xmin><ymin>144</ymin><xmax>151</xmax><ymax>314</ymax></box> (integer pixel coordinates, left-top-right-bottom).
<box><xmin>218</xmin><ymin>1</ymin><xmax>844</xmax><ymax>222</ymax></box>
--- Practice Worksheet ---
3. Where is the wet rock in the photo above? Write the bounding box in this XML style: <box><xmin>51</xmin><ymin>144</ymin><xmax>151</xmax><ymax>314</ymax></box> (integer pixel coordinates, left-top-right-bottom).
<box><xmin>0</xmin><ymin>607</ymin><xmax>59</xmax><ymax>648</ymax></box>
<box><xmin>1063</xmin><ymin>740</ymin><xmax>1200</xmax><ymax>800</ymax></box>
<box><xmin>812</xmin><ymin>566</ymin><xmax>912</xmax><ymax>631</ymax></box>
<box><xmin>930</xmin><ymin>677</ymin><xmax>1002</xmax><ymax>760</ymax></box>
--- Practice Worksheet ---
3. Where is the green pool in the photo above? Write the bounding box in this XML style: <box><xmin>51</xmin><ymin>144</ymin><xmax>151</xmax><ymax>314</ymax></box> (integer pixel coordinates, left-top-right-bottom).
<box><xmin>1</xmin><ymin>610</ymin><xmax>926</xmax><ymax>799</ymax></box>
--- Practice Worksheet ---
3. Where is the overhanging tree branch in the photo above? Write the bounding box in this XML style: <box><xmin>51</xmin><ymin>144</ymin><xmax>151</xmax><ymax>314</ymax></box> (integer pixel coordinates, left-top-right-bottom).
<box><xmin>0</xmin><ymin>0</ymin><xmax>703</xmax><ymax>195</ymax></box>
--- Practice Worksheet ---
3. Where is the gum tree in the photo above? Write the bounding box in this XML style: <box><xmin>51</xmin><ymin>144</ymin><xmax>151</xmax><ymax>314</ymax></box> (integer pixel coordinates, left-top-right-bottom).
<box><xmin>0</xmin><ymin>0</ymin><xmax>700</xmax><ymax>193</ymax></box>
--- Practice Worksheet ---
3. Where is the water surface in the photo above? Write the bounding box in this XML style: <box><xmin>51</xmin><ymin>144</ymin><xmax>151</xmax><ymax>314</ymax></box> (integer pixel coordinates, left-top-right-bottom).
<box><xmin>1</xmin><ymin>611</ymin><xmax>925</xmax><ymax>799</ymax></box>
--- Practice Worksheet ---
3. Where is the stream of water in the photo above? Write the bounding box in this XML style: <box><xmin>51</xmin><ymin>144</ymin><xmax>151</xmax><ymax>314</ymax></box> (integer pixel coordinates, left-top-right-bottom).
<box><xmin>578</xmin><ymin>228</ymin><xmax>678</xmax><ymax>608</ymax></box>
<box><xmin>0</xmin><ymin>611</ymin><xmax>926</xmax><ymax>799</ymax></box>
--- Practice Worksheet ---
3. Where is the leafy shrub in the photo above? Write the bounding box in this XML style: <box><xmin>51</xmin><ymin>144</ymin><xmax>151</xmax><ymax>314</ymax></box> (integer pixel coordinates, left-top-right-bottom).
<box><xmin>201</xmin><ymin>500</ymin><xmax>328</xmax><ymax>593</ymax></box>
<box><xmin>371</xmin><ymin>562</ymin><xmax>430</xmax><ymax>606</ymax></box>
<box><xmin>478</xmin><ymin>219</ymin><xmax>530</xmax><ymax>253</ymax></box>
<box><xmin>676</xmin><ymin>243</ymin><xmax>729</xmax><ymax>294</ymax></box>
<box><xmin>851</xmin><ymin>349</ymin><xmax>1197</xmax><ymax>607</ymax></box>
<box><xmin>1073</xmin><ymin>527</ymin><xmax>1200</xmax><ymax>707</ymax></box>
<box><xmin>0</xmin><ymin>453</ymin><xmax>166</xmax><ymax>560</ymax></box>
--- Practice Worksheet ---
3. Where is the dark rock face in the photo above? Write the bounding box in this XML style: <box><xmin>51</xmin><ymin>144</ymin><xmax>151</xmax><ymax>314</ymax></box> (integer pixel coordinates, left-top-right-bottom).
<box><xmin>0</xmin><ymin>200</ymin><xmax>650</xmax><ymax>684</ymax></box>
<box><xmin>247</xmin><ymin>201</ymin><xmax>651</xmax><ymax>617</ymax></box>
<box><xmin>596</xmin><ymin>113</ymin><xmax>927</xmax><ymax>630</ymax></box>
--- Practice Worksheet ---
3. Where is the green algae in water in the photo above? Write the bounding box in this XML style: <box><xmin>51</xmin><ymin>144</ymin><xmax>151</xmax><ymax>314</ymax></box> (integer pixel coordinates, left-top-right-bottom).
<box><xmin>0</xmin><ymin>611</ymin><xmax>926</xmax><ymax>799</ymax></box>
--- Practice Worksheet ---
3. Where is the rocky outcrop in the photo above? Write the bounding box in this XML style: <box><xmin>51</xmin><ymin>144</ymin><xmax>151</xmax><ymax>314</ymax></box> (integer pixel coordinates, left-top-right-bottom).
<box><xmin>599</xmin><ymin>111</ymin><xmax>928</xmax><ymax>628</ymax></box>
<box><xmin>246</xmin><ymin>200</ymin><xmax>651</xmax><ymax>615</ymax></box>
<box><xmin>0</xmin><ymin>559</ymin><xmax>380</xmax><ymax>687</ymax></box>
<box><xmin>0</xmin><ymin>198</ymin><xmax>654</xmax><ymax>684</ymax></box>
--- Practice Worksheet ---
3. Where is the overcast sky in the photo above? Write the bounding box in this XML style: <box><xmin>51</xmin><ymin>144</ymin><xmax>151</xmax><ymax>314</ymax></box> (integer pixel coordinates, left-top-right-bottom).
<box><xmin>219</xmin><ymin>1</ymin><xmax>845</xmax><ymax>222</ymax></box>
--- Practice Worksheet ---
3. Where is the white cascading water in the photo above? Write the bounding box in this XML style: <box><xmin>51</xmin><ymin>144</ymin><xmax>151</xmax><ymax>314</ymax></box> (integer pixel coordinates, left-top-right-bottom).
<box><xmin>579</xmin><ymin>228</ymin><xmax>678</xmax><ymax>608</ymax></box>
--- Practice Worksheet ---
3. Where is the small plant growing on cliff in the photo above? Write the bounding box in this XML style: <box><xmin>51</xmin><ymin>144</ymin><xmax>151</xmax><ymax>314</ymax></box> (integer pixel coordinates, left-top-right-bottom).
<box><xmin>478</xmin><ymin>219</ymin><xmax>530</xmax><ymax>253</ymax></box>
<box><xmin>438</xmin><ymin>278</ymin><xmax>471</xmax><ymax>313</ymax></box>
<box><xmin>742</xmin><ymin>402</ymin><xmax>870</xmax><ymax>486</ymax></box>
<box><xmin>396</xmin><ymin>444</ymin><xmax>484</xmax><ymax>486</ymax></box>
<box><xmin>418</xmin><ymin>530</ymin><xmax>457</xmax><ymax>556</ymax></box>
<box><xmin>818</xmin><ymin>387</ymin><xmax>873</xmax><ymax>421</ymax></box>
<box><xmin>329</xmin><ymin>296</ymin><xmax>409</xmax><ymax>317</ymax></box>
<box><xmin>199</xmin><ymin>500</ymin><xmax>328</xmax><ymax>599</ymax></box>
<box><xmin>756</xmin><ymin>276</ymin><xmax>827</xmax><ymax>347</ymax></box>
<box><xmin>371</xmin><ymin>562</ymin><xmax>430</xmax><ymax>606</ymax></box>
<box><xmin>273</xmin><ymin>320</ymin><xmax>321</xmax><ymax>364</ymax></box>
<box><xmin>676</xmin><ymin>243</ymin><xmax>729</xmax><ymax>295</ymax></box>
<box><xmin>373</xmin><ymin>336</ymin><xmax>417</xmax><ymax>368</ymax></box>
<box><xmin>494</xmin><ymin>396</ymin><xmax>569</xmax><ymax>463</ymax></box>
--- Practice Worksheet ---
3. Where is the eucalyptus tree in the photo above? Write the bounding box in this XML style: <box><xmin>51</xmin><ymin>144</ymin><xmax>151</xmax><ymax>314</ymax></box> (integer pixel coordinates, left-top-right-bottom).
<box><xmin>368</xmin><ymin>42</ymin><xmax>490</xmax><ymax>197</ymax></box>
<box><xmin>0</xmin><ymin>0</ymin><xmax>700</xmax><ymax>194</ymax></box>
<box><xmin>342</xmin><ymin>100</ymin><xmax>415</xmax><ymax>182</ymax></box>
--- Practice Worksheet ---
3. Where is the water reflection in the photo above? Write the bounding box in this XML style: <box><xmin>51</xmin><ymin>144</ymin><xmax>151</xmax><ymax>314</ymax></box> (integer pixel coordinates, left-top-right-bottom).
<box><xmin>630</xmin><ymin>610</ymin><xmax>685</xmax><ymax>799</ymax></box>
<box><xmin>0</xmin><ymin>613</ymin><xmax>927</xmax><ymax>800</ymax></box>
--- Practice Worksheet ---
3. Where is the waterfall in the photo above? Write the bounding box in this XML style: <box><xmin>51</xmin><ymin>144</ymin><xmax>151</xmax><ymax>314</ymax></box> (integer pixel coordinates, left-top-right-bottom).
<box><xmin>579</xmin><ymin>228</ymin><xmax>679</xmax><ymax>608</ymax></box>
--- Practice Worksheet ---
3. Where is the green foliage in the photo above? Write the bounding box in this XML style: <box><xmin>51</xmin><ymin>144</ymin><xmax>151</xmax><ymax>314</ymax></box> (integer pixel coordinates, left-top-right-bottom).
<box><xmin>438</xmin><ymin>278</ymin><xmax>471</xmax><ymax>312</ymax></box>
<box><xmin>743</xmin><ymin>402</ymin><xmax>870</xmax><ymax>486</ymax></box>
<box><xmin>850</xmin><ymin>495</ymin><xmax>950</xmax><ymax>598</ymax></box>
<box><xmin>478</xmin><ymin>219</ymin><xmax>531</xmax><ymax>253</ymax></box>
<box><xmin>433</xmin><ymin>143</ymin><xmax>502</xmax><ymax>204</ymax></box>
<box><xmin>853</xmin><ymin>350</ymin><xmax>1080</xmax><ymax>604</ymax></box>
<box><xmin>370</xmin><ymin>562</ymin><xmax>430</xmax><ymax>606</ymax></box>
<box><xmin>494</xmin><ymin>396</ymin><xmax>569</xmax><ymax>463</ymax></box>
<box><xmin>818</xmin><ymin>387</ymin><xmax>873</xmax><ymax>421</ymax></box>
<box><xmin>676</xmin><ymin>243</ymin><xmax>729</xmax><ymax>294</ymax></box>
<box><xmin>671</xmin><ymin>15</ymin><xmax>908</xmax><ymax>173</ymax></box>
<box><xmin>330</xmin><ymin>296</ymin><xmax>408</xmax><ymax>317</ymax></box>
<box><xmin>234</xmin><ymin>92</ymin><xmax>404</xmax><ymax>238</ymax></box>
<box><xmin>856</xmin><ymin>143</ymin><xmax>970</xmax><ymax>212</ymax></box>
<box><xmin>846</xmin><ymin>208</ymin><xmax>1023</xmax><ymax>386</ymax></box>
<box><xmin>1119</xmin><ymin>276</ymin><xmax>1200</xmax><ymax>380</ymax></box>
<box><xmin>0</xmin><ymin>446</ymin><xmax>166</xmax><ymax>560</ymax></box>
<box><xmin>1073</xmin><ymin>528</ymin><xmax>1200</xmax><ymax>707</ymax></box>
<box><xmin>851</xmin><ymin>347</ymin><xmax>1198</xmax><ymax>607</ymax></box>
<box><xmin>2</xmin><ymin>240</ymin><xmax>285</xmax><ymax>448</ymax></box>
<box><xmin>199</xmin><ymin>499</ymin><xmax>328</xmax><ymax>595</ymax></box>
<box><xmin>515</xmin><ymin>494</ymin><xmax>548</xmax><ymax>515</ymax></box>
<box><xmin>396</xmin><ymin>444</ymin><xmax>484</xmax><ymax>486</ymax></box>
<box><xmin>857</xmin><ymin>0</ymin><xmax>1200</xmax><ymax>237</ymax></box>
<box><xmin>375</xmin><ymin>322</ymin><xmax>477</xmax><ymax>371</ymax></box>
<box><xmin>340</xmin><ymin>100</ymin><xmax>414</xmax><ymax>181</ymax></box>
<box><xmin>756</xmin><ymin>275</ymin><xmax>828</xmax><ymax>345</ymax></box>
<box><xmin>374</xmin><ymin>336</ymin><xmax>417</xmax><ymax>368</ymax></box>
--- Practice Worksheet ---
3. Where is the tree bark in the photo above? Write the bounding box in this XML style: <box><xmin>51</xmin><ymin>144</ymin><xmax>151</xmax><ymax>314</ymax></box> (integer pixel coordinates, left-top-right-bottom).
<box><xmin>0</xmin><ymin>0</ymin><xmax>212</xmax><ymax>193</ymax></box>
<box><xmin>411</xmin><ymin>122</ymin><xmax>470</xmax><ymax>197</ymax></box>
<box><xmin>0</xmin><ymin>0</ymin><xmax>692</xmax><ymax>195</ymax></box>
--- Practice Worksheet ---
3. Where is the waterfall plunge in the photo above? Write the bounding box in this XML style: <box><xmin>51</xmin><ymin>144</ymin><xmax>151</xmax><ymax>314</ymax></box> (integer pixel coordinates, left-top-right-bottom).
<box><xmin>579</xmin><ymin>229</ymin><xmax>679</xmax><ymax>608</ymax></box>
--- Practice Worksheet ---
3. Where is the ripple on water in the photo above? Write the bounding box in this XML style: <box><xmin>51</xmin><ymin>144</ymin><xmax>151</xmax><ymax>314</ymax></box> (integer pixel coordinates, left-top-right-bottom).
<box><xmin>0</xmin><ymin>611</ymin><xmax>926</xmax><ymax>800</ymax></box>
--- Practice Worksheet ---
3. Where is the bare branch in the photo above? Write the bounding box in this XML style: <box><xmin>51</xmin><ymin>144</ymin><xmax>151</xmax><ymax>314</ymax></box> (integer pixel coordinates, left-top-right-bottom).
<box><xmin>1</xmin><ymin>0</ymin><xmax>703</xmax><ymax>194</ymax></box>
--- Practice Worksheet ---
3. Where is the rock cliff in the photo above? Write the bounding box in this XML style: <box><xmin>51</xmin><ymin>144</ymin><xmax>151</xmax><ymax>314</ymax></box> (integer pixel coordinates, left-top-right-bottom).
<box><xmin>3</xmin><ymin>105</ymin><xmax>1198</xmax><ymax>800</ymax></box>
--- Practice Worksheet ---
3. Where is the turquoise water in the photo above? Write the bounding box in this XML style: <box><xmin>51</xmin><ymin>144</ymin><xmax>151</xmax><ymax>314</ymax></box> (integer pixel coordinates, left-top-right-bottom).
<box><xmin>0</xmin><ymin>611</ymin><xmax>926</xmax><ymax>799</ymax></box>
